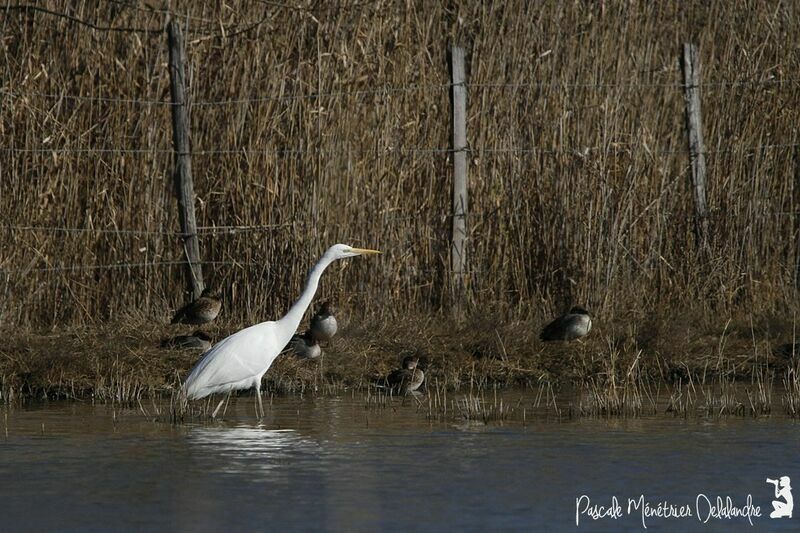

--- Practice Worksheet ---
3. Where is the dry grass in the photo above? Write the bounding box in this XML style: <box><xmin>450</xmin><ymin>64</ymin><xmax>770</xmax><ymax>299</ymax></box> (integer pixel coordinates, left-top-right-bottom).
<box><xmin>2</xmin><ymin>309</ymin><xmax>800</xmax><ymax>421</ymax></box>
<box><xmin>782</xmin><ymin>364</ymin><xmax>800</xmax><ymax>416</ymax></box>
<box><xmin>0</xmin><ymin>2</ymin><xmax>798</xmax><ymax>330</ymax></box>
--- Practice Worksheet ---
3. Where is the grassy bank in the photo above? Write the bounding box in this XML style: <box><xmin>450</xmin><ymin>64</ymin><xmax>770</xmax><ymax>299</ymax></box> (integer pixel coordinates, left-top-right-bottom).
<box><xmin>3</xmin><ymin>310</ymin><xmax>799</xmax><ymax>418</ymax></box>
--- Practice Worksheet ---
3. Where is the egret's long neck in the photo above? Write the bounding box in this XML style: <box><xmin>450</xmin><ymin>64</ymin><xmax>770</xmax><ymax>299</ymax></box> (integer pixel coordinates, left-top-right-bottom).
<box><xmin>278</xmin><ymin>253</ymin><xmax>335</xmax><ymax>336</ymax></box>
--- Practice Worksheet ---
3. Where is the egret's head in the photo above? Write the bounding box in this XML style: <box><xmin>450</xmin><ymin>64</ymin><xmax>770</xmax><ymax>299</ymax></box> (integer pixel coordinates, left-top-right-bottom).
<box><xmin>328</xmin><ymin>243</ymin><xmax>381</xmax><ymax>259</ymax></box>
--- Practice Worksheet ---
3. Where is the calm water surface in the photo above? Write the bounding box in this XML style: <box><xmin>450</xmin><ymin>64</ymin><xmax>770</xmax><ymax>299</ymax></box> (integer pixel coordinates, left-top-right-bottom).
<box><xmin>1</xmin><ymin>394</ymin><xmax>798</xmax><ymax>532</ymax></box>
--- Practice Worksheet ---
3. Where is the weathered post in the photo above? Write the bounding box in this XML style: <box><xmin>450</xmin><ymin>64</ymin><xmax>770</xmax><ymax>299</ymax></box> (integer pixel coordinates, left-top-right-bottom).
<box><xmin>681</xmin><ymin>43</ymin><xmax>709</xmax><ymax>250</ymax></box>
<box><xmin>168</xmin><ymin>19</ymin><xmax>204</xmax><ymax>298</ymax></box>
<box><xmin>450</xmin><ymin>45</ymin><xmax>468</xmax><ymax>310</ymax></box>
<box><xmin>795</xmin><ymin>145</ymin><xmax>800</xmax><ymax>289</ymax></box>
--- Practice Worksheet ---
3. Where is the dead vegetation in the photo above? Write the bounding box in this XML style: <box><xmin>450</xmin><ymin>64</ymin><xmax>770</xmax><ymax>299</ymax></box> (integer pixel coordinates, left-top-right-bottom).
<box><xmin>1</xmin><ymin>2</ymin><xmax>798</xmax><ymax>333</ymax></box>
<box><xmin>3</xmin><ymin>310</ymin><xmax>800</xmax><ymax>421</ymax></box>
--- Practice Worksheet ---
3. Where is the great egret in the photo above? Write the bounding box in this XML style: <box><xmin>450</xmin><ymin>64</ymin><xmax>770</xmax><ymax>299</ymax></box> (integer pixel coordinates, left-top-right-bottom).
<box><xmin>161</xmin><ymin>331</ymin><xmax>213</xmax><ymax>350</ymax></box>
<box><xmin>171</xmin><ymin>287</ymin><xmax>222</xmax><ymax>325</ymax></box>
<box><xmin>385</xmin><ymin>355</ymin><xmax>424</xmax><ymax>394</ymax></box>
<box><xmin>287</xmin><ymin>331</ymin><xmax>322</xmax><ymax>359</ymax></box>
<box><xmin>309</xmin><ymin>300</ymin><xmax>337</xmax><ymax>342</ymax></box>
<box><xmin>182</xmin><ymin>244</ymin><xmax>380</xmax><ymax>417</ymax></box>
<box><xmin>539</xmin><ymin>306</ymin><xmax>592</xmax><ymax>342</ymax></box>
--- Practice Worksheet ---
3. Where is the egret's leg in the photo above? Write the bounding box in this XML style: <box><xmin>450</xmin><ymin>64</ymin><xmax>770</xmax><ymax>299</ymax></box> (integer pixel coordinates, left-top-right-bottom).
<box><xmin>255</xmin><ymin>383</ymin><xmax>264</xmax><ymax>419</ymax></box>
<box><xmin>212</xmin><ymin>397</ymin><xmax>226</xmax><ymax>419</ymax></box>
<box><xmin>221</xmin><ymin>391</ymin><xmax>232</xmax><ymax>417</ymax></box>
<box><xmin>212</xmin><ymin>391</ymin><xmax>232</xmax><ymax>419</ymax></box>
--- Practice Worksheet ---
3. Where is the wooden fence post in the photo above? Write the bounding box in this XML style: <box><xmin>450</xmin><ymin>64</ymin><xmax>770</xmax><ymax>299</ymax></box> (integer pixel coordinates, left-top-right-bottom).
<box><xmin>795</xmin><ymin>144</ymin><xmax>800</xmax><ymax>288</ymax></box>
<box><xmin>681</xmin><ymin>42</ymin><xmax>709</xmax><ymax>250</ymax></box>
<box><xmin>450</xmin><ymin>45</ymin><xmax>468</xmax><ymax>309</ymax></box>
<box><xmin>167</xmin><ymin>19</ymin><xmax>204</xmax><ymax>299</ymax></box>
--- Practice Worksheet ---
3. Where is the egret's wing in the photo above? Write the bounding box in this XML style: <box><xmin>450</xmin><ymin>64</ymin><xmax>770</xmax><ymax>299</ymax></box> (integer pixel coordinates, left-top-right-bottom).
<box><xmin>184</xmin><ymin>321</ymin><xmax>282</xmax><ymax>398</ymax></box>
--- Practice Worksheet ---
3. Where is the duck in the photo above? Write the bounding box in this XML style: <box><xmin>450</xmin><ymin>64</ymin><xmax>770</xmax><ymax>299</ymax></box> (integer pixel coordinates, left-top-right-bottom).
<box><xmin>287</xmin><ymin>331</ymin><xmax>322</xmax><ymax>359</ymax></box>
<box><xmin>385</xmin><ymin>355</ymin><xmax>425</xmax><ymax>394</ymax></box>
<box><xmin>540</xmin><ymin>306</ymin><xmax>592</xmax><ymax>342</ymax></box>
<box><xmin>171</xmin><ymin>287</ymin><xmax>222</xmax><ymax>326</ymax></box>
<box><xmin>773</xmin><ymin>343</ymin><xmax>800</xmax><ymax>360</ymax></box>
<box><xmin>161</xmin><ymin>330</ymin><xmax>213</xmax><ymax>351</ymax></box>
<box><xmin>309</xmin><ymin>300</ymin><xmax>337</xmax><ymax>342</ymax></box>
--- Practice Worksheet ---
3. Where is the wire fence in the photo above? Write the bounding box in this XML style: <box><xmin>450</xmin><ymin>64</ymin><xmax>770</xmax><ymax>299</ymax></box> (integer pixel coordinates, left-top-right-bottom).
<box><xmin>4</xmin><ymin>4</ymin><xmax>800</xmax><ymax>324</ymax></box>
<box><xmin>2</xmin><ymin>204</ymin><xmax>799</xmax><ymax>275</ymax></box>
<box><xmin>0</xmin><ymin>143</ymin><xmax>797</xmax><ymax>157</ymax></box>
<box><xmin>0</xmin><ymin>260</ymin><xmax>264</xmax><ymax>275</ymax></box>
<box><xmin>3</xmin><ymin>78</ymin><xmax>799</xmax><ymax>108</ymax></box>
<box><xmin>3</xmin><ymin>79</ymin><xmax>797</xmax><ymax>159</ymax></box>
<box><xmin>5</xmin><ymin>0</ymin><xmax>394</xmax><ymax>39</ymax></box>
<box><xmin>0</xmin><ymin>223</ymin><xmax>296</xmax><ymax>236</ymax></box>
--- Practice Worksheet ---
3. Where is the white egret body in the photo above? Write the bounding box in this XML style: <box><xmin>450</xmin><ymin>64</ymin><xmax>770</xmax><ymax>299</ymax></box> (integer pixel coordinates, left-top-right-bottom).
<box><xmin>183</xmin><ymin>244</ymin><xmax>380</xmax><ymax>416</ymax></box>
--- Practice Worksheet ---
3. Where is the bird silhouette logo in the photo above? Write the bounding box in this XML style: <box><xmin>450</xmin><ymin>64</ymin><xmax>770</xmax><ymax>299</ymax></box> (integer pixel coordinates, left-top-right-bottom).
<box><xmin>766</xmin><ymin>476</ymin><xmax>793</xmax><ymax>519</ymax></box>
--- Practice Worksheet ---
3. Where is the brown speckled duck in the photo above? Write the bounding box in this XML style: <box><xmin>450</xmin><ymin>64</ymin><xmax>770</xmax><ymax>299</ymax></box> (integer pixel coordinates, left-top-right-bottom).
<box><xmin>385</xmin><ymin>355</ymin><xmax>425</xmax><ymax>394</ymax></box>
<box><xmin>171</xmin><ymin>287</ymin><xmax>222</xmax><ymax>326</ymax></box>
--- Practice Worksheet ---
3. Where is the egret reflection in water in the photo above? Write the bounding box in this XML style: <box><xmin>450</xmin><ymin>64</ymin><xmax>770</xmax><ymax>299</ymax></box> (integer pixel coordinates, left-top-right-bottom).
<box><xmin>187</xmin><ymin>426</ymin><xmax>321</xmax><ymax>476</ymax></box>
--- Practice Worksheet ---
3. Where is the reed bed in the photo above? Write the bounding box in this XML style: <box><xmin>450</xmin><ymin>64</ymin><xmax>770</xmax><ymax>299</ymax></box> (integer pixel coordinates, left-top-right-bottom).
<box><xmin>781</xmin><ymin>364</ymin><xmax>800</xmax><ymax>416</ymax></box>
<box><xmin>1</xmin><ymin>1</ymin><xmax>798</xmax><ymax>330</ymax></box>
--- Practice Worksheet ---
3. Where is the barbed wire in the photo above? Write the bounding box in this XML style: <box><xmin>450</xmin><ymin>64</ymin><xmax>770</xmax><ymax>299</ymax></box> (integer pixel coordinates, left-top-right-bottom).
<box><xmin>0</xmin><ymin>225</ymin><xmax>172</xmax><ymax>236</ymax></box>
<box><xmin>0</xmin><ymin>258</ymin><xmax>467</xmax><ymax>276</ymax></box>
<box><xmin>3</xmin><ymin>4</ymin><xmax>164</xmax><ymax>34</ymax></box>
<box><xmin>1</xmin><ymin>142</ymin><xmax>797</xmax><ymax>157</ymax></box>
<box><xmin>2</xmin><ymin>215</ymin><xmax>798</xmax><ymax>278</ymax></box>
<box><xmin>0</xmin><ymin>85</ymin><xmax>451</xmax><ymax>106</ymax></box>
<box><xmin>6</xmin><ymin>1</ymin><xmax>393</xmax><ymax>45</ymax></box>
<box><xmin>104</xmin><ymin>1</ymin><xmax>212</xmax><ymax>24</ymax></box>
<box><xmin>2</xmin><ymin>207</ymin><xmax>798</xmax><ymax>244</ymax></box>
<box><xmin>0</xmin><ymin>90</ymin><xmax>175</xmax><ymax>106</ymax></box>
<box><xmin>469</xmin><ymin>79</ymin><xmax>800</xmax><ymax>90</ymax></box>
<box><xmin>3</xmin><ymin>76</ymin><xmax>798</xmax><ymax>109</ymax></box>
<box><xmin>0</xmin><ymin>223</ymin><xmax>295</xmax><ymax>237</ymax></box>
<box><xmin>0</xmin><ymin>263</ymin><xmax>473</xmax><ymax>279</ymax></box>
<box><xmin>0</xmin><ymin>260</ymin><xmax>265</xmax><ymax>275</ymax></box>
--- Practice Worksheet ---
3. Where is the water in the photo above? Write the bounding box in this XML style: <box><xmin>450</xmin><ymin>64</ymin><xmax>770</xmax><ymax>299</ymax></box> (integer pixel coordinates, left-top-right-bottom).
<box><xmin>1</xmin><ymin>395</ymin><xmax>798</xmax><ymax>532</ymax></box>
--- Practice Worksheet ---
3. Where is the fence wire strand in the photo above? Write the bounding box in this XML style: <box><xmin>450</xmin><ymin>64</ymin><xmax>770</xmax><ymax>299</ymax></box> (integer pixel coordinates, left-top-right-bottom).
<box><xmin>1</xmin><ymin>143</ymin><xmax>798</xmax><ymax>157</ymax></box>
<box><xmin>0</xmin><ymin>260</ymin><xmax>265</xmax><ymax>275</ymax></box>
<box><xmin>3</xmin><ymin>77</ymin><xmax>799</xmax><ymax>109</ymax></box>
